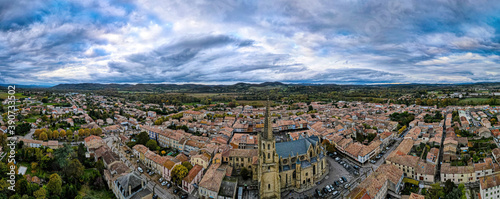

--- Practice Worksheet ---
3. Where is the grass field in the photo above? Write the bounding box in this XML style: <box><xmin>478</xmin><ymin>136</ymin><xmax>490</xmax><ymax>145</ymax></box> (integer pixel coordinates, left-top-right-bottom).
<box><xmin>0</xmin><ymin>92</ymin><xmax>26</xmax><ymax>100</ymax></box>
<box><xmin>78</xmin><ymin>185</ymin><xmax>115</xmax><ymax>199</ymax></box>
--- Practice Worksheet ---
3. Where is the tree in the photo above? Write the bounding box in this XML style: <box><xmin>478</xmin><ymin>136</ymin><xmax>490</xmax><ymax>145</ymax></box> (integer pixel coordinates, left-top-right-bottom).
<box><xmin>65</xmin><ymin>159</ymin><xmax>84</xmax><ymax>183</ymax></box>
<box><xmin>39</xmin><ymin>132</ymin><xmax>48</xmax><ymax>141</ymax></box>
<box><xmin>84</xmin><ymin>128</ymin><xmax>90</xmax><ymax>137</ymax></box>
<box><xmin>96</xmin><ymin>159</ymin><xmax>105</xmax><ymax>174</ymax></box>
<box><xmin>146</xmin><ymin>140</ymin><xmax>158</xmax><ymax>151</ymax></box>
<box><xmin>78</xmin><ymin>129</ymin><xmax>84</xmax><ymax>137</ymax></box>
<box><xmin>47</xmin><ymin>173</ymin><xmax>62</xmax><ymax>196</ymax></box>
<box><xmin>60</xmin><ymin>130</ymin><xmax>66</xmax><ymax>138</ymax></box>
<box><xmin>33</xmin><ymin>188</ymin><xmax>47</xmax><ymax>199</ymax></box>
<box><xmin>240</xmin><ymin>167</ymin><xmax>250</xmax><ymax>180</ymax></box>
<box><xmin>95</xmin><ymin>128</ymin><xmax>102</xmax><ymax>136</ymax></box>
<box><xmin>182</xmin><ymin>161</ymin><xmax>193</xmax><ymax>171</ymax></box>
<box><xmin>444</xmin><ymin>179</ymin><xmax>455</xmax><ymax>193</ymax></box>
<box><xmin>137</xmin><ymin>131</ymin><xmax>149</xmax><ymax>145</ymax></box>
<box><xmin>53</xmin><ymin>130</ymin><xmax>59</xmax><ymax>139</ymax></box>
<box><xmin>171</xmin><ymin>164</ymin><xmax>188</xmax><ymax>185</ymax></box>
<box><xmin>31</xmin><ymin>162</ymin><xmax>38</xmax><ymax>172</ymax></box>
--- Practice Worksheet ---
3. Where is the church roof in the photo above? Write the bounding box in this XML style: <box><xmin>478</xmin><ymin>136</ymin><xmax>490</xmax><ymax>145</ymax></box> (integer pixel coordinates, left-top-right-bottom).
<box><xmin>275</xmin><ymin>136</ymin><xmax>319</xmax><ymax>158</ymax></box>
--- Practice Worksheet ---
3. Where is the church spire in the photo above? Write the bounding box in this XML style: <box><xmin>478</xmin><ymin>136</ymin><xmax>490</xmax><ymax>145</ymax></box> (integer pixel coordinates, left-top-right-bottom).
<box><xmin>263</xmin><ymin>100</ymin><xmax>273</xmax><ymax>140</ymax></box>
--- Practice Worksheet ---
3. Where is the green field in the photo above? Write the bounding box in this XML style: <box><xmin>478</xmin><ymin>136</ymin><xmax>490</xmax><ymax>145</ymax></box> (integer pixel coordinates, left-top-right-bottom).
<box><xmin>0</xmin><ymin>92</ymin><xmax>26</xmax><ymax>100</ymax></box>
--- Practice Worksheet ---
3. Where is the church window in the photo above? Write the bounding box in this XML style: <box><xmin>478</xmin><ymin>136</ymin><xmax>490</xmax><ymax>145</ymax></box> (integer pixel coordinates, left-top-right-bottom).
<box><xmin>268</xmin><ymin>144</ymin><xmax>270</xmax><ymax>149</ymax></box>
<box><xmin>268</xmin><ymin>153</ymin><xmax>270</xmax><ymax>159</ymax></box>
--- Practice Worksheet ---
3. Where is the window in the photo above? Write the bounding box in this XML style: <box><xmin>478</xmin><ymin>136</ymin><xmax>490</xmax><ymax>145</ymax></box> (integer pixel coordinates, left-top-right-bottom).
<box><xmin>268</xmin><ymin>184</ymin><xmax>270</xmax><ymax>190</ymax></box>
<box><xmin>268</xmin><ymin>153</ymin><xmax>270</xmax><ymax>159</ymax></box>
<box><xmin>268</xmin><ymin>144</ymin><xmax>270</xmax><ymax>149</ymax></box>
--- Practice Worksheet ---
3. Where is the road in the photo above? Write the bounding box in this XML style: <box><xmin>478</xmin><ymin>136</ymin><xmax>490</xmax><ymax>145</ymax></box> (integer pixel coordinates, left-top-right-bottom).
<box><xmin>436</xmin><ymin>112</ymin><xmax>448</xmax><ymax>181</ymax></box>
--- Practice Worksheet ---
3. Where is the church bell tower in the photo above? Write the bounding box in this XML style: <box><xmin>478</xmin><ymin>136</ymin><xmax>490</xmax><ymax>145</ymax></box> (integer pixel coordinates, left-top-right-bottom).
<box><xmin>258</xmin><ymin>100</ymin><xmax>281</xmax><ymax>198</ymax></box>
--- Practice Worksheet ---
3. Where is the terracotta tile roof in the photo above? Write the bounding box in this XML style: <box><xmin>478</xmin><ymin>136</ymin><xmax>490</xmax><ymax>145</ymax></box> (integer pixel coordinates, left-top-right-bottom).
<box><xmin>479</xmin><ymin>173</ymin><xmax>500</xmax><ymax>190</ymax></box>
<box><xmin>183</xmin><ymin>165</ymin><xmax>203</xmax><ymax>183</ymax></box>
<box><xmin>441</xmin><ymin>163</ymin><xmax>474</xmax><ymax>174</ymax></box>
<box><xmin>199</xmin><ymin>164</ymin><xmax>226</xmax><ymax>192</ymax></box>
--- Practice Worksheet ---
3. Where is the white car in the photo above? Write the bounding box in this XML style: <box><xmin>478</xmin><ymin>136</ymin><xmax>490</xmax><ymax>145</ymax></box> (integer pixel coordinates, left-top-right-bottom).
<box><xmin>137</xmin><ymin>167</ymin><xmax>143</xmax><ymax>173</ymax></box>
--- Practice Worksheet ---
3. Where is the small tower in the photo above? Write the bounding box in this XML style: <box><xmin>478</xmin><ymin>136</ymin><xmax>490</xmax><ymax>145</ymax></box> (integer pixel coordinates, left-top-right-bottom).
<box><xmin>258</xmin><ymin>100</ymin><xmax>281</xmax><ymax>199</ymax></box>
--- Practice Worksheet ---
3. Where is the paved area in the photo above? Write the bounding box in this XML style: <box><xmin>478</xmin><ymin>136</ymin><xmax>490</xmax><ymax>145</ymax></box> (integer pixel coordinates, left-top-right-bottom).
<box><xmin>283</xmin><ymin>155</ymin><xmax>353</xmax><ymax>199</ymax></box>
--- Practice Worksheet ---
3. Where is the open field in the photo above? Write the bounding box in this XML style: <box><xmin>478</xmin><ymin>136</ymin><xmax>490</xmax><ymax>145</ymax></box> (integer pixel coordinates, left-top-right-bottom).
<box><xmin>0</xmin><ymin>92</ymin><xmax>26</xmax><ymax>100</ymax></box>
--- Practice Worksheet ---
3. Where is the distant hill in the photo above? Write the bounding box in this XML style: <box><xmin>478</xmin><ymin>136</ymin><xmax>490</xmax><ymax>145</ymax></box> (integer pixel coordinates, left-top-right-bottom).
<box><xmin>50</xmin><ymin>82</ymin><xmax>291</xmax><ymax>92</ymax></box>
<box><xmin>49</xmin><ymin>81</ymin><xmax>500</xmax><ymax>94</ymax></box>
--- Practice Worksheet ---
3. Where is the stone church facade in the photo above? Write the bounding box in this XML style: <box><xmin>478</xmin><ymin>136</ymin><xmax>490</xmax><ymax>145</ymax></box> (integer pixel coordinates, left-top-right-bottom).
<box><xmin>257</xmin><ymin>102</ymin><xmax>327</xmax><ymax>198</ymax></box>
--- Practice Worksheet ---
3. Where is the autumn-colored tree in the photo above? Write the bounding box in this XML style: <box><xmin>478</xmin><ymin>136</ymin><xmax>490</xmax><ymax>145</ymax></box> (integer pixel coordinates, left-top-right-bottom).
<box><xmin>171</xmin><ymin>164</ymin><xmax>188</xmax><ymax>184</ymax></box>
<box><xmin>39</xmin><ymin>132</ymin><xmax>48</xmax><ymax>141</ymax></box>
<box><xmin>78</xmin><ymin>129</ymin><xmax>84</xmax><ymax>137</ymax></box>
<box><xmin>34</xmin><ymin>129</ymin><xmax>42</xmax><ymax>138</ymax></box>
<box><xmin>84</xmin><ymin>128</ymin><xmax>91</xmax><ymax>137</ymax></box>
<box><xmin>60</xmin><ymin>130</ymin><xmax>66</xmax><ymax>138</ymax></box>
<box><xmin>95</xmin><ymin>128</ymin><xmax>102</xmax><ymax>136</ymax></box>
<box><xmin>46</xmin><ymin>130</ymin><xmax>53</xmax><ymax>140</ymax></box>
<box><xmin>53</xmin><ymin>130</ymin><xmax>59</xmax><ymax>139</ymax></box>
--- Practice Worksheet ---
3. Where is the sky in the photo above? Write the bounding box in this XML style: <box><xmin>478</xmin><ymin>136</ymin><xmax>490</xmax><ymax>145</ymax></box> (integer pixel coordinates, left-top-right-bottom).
<box><xmin>0</xmin><ymin>0</ymin><xmax>499</xmax><ymax>86</ymax></box>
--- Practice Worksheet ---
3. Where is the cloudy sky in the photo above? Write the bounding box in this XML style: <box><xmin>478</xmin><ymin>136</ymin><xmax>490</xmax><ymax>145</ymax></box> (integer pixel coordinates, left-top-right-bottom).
<box><xmin>1</xmin><ymin>0</ymin><xmax>499</xmax><ymax>85</ymax></box>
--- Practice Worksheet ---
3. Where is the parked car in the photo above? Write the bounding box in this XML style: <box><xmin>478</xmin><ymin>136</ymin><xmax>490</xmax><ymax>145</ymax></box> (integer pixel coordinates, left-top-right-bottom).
<box><xmin>323</xmin><ymin>187</ymin><xmax>329</xmax><ymax>193</ymax></box>
<box><xmin>335</xmin><ymin>157</ymin><xmax>340</xmax><ymax>161</ymax></box>
<box><xmin>344</xmin><ymin>183</ymin><xmax>351</xmax><ymax>189</ymax></box>
<box><xmin>341</xmin><ymin>176</ymin><xmax>348</xmax><ymax>182</ymax></box>
<box><xmin>159</xmin><ymin>178</ymin><xmax>164</xmax><ymax>183</ymax></box>
<box><xmin>137</xmin><ymin>167</ymin><xmax>143</xmax><ymax>173</ymax></box>
<box><xmin>173</xmin><ymin>189</ymin><xmax>180</xmax><ymax>194</ymax></box>
<box><xmin>180</xmin><ymin>194</ymin><xmax>188</xmax><ymax>199</ymax></box>
<box><xmin>152</xmin><ymin>194</ymin><xmax>158</xmax><ymax>199</ymax></box>
<box><xmin>136</xmin><ymin>160</ymin><xmax>140</xmax><ymax>163</ymax></box>
<box><xmin>333</xmin><ymin>152</ymin><xmax>337</xmax><ymax>155</ymax></box>
<box><xmin>354</xmin><ymin>171</ymin><xmax>359</xmax><ymax>175</ymax></box>
<box><xmin>166</xmin><ymin>183</ymin><xmax>172</xmax><ymax>188</ymax></box>
<box><xmin>315</xmin><ymin>189</ymin><xmax>323</xmax><ymax>198</ymax></box>
<box><xmin>334</xmin><ymin>180</ymin><xmax>340</xmax><ymax>186</ymax></box>
<box><xmin>161</xmin><ymin>181</ymin><xmax>168</xmax><ymax>186</ymax></box>
<box><xmin>353</xmin><ymin>165</ymin><xmax>359</xmax><ymax>169</ymax></box>
<box><xmin>370</xmin><ymin>160</ymin><xmax>376</xmax><ymax>164</ymax></box>
<box><xmin>386</xmin><ymin>147</ymin><xmax>390</xmax><ymax>150</ymax></box>
<box><xmin>339</xmin><ymin>178</ymin><xmax>344</xmax><ymax>184</ymax></box>
<box><xmin>332</xmin><ymin>191</ymin><xmax>339</xmax><ymax>197</ymax></box>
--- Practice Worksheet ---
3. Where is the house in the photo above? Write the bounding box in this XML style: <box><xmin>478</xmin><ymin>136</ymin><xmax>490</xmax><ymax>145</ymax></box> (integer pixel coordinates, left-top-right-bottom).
<box><xmin>132</xmin><ymin>144</ymin><xmax>149</xmax><ymax>164</ymax></box>
<box><xmin>163</xmin><ymin>158</ymin><xmax>181</xmax><ymax>181</ymax></box>
<box><xmin>198</xmin><ymin>164</ymin><xmax>232</xmax><ymax>199</ymax></box>
<box><xmin>111</xmin><ymin>172</ymin><xmax>151</xmax><ymax>199</ymax></box>
<box><xmin>190</xmin><ymin>152</ymin><xmax>212</xmax><ymax>169</ymax></box>
<box><xmin>221</xmin><ymin>149</ymin><xmax>258</xmax><ymax>171</ymax></box>
<box><xmin>426</xmin><ymin>148</ymin><xmax>439</xmax><ymax>164</ymax></box>
<box><xmin>347</xmin><ymin>164</ymin><xmax>404</xmax><ymax>199</ymax></box>
<box><xmin>182</xmin><ymin>165</ymin><xmax>204</xmax><ymax>194</ymax></box>
<box><xmin>479</xmin><ymin>173</ymin><xmax>500</xmax><ymax>199</ymax></box>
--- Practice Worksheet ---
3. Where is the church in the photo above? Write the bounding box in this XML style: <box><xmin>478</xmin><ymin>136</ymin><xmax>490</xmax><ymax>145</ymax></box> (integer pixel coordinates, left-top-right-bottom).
<box><xmin>257</xmin><ymin>102</ymin><xmax>327</xmax><ymax>198</ymax></box>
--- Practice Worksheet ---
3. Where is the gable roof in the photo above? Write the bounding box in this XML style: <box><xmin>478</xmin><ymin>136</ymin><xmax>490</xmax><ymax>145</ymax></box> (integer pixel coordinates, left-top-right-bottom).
<box><xmin>275</xmin><ymin>136</ymin><xmax>319</xmax><ymax>158</ymax></box>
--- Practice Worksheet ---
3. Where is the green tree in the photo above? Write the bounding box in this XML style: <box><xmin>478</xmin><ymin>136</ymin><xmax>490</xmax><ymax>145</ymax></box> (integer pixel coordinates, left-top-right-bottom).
<box><xmin>33</xmin><ymin>187</ymin><xmax>47</xmax><ymax>199</ymax></box>
<box><xmin>146</xmin><ymin>140</ymin><xmax>159</xmax><ymax>151</ymax></box>
<box><xmin>182</xmin><ymin>161</ymin><xmax>193</xmax><ymax>171</ymax></box>
<box><xmin>240</xmin><ymin>167</ymin><xmax>250</xmax><ymax>180</ymax></box>
<box><xmin>171</xmin><ymin>164</ymin><xmax>188</xmax><ymax>185</ymax></box>
<box><xmin>64</xmin><ymin>159</ymin><xmax>85</xmax><ymax>183</ymax></box>
<box><xmin>47</xmin><ymin>173</ymin><xmax>62</xmax><ymax>196</ymax></box>
<box><xmin>137</xmin><ymin>131</ymin><xmax>149</xmax><ymax>145</ymax></box>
